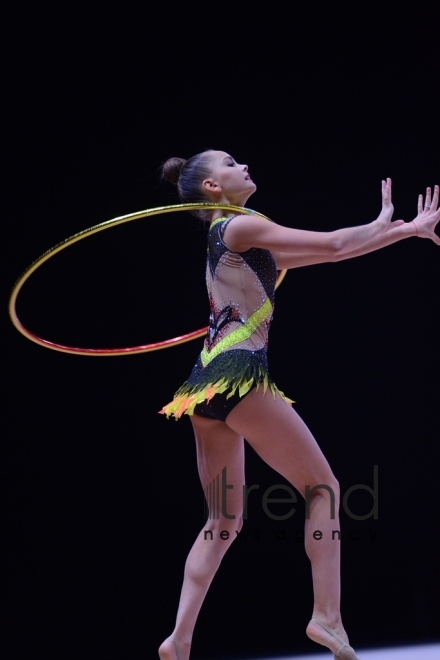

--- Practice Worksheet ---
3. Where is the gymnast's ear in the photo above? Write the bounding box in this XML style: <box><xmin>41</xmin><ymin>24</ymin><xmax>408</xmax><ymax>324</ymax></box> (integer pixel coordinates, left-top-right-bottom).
<box><xmin>202</xmin><ymin>178</ymin><xmax>221</xmax><ymax>192</ymax></box>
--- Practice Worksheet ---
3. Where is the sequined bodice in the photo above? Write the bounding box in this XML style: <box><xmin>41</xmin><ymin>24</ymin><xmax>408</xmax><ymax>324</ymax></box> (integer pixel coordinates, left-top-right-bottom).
<box><xmin>201</xmin><ymin>216</ymin><xmax>277</xmax><ymax>367</ymax></box>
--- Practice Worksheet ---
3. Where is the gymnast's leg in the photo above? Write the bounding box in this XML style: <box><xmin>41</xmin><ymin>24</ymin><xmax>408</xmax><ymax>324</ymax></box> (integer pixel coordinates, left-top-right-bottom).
<box><xmin>158</xmin><ymin>415</ymin><xmax>245</xmax><ymax>660</ymax></box>
<box><xmin>225</xmin><ymin>387</ymin><xmax>357</xmax><ymax>657</ymax></box>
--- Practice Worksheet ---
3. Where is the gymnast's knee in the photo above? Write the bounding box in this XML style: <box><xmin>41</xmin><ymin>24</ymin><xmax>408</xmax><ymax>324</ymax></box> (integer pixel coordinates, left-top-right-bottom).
<box><xmin>202</xmin><ymin>514</ymin><xmax>244</xmax><ymax>543</ymax></box>
<box><xmin>303</xmin><ymin>477</ymin><xmax>340</xmax><ymax>518</ymax></box>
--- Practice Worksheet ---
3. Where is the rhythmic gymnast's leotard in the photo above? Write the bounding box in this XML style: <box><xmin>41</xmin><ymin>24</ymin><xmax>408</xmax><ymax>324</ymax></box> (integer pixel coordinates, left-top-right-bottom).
<box><xmin>160</xmin><ymin>216</ymin><xmax>293</xmax><ymax>422</ymax></box>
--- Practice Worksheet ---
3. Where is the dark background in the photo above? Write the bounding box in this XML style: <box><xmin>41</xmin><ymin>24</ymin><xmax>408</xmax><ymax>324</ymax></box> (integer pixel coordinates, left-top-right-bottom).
<box><xmin>4</xmin><ymin>8</ymin><xmax>439</xmax><ymax>659</ymax></box>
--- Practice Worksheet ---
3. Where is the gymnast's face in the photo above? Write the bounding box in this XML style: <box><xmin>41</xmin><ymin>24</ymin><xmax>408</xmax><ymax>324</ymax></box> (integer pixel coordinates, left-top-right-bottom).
<box><xmin>202</xmin><ymin>150</ymin><xmax>257</xmax><ymax>205</ymax></box>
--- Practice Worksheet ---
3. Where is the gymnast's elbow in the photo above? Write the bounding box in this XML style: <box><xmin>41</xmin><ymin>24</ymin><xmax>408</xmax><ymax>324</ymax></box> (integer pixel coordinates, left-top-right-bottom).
<box><xmin>325</xmin><ymin>234</ymin><xmax>343</xmax><ymax>259</ymax></box>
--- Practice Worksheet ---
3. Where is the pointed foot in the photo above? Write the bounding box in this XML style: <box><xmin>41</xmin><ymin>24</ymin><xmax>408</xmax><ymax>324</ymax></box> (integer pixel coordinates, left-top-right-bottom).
<box><xmin>306</xmin><ymin>617</ymin><xmax>360</xmax><ymax>659</ymax></box>
<box><xmin>158</xmin><ymin>637</ymin><xmax>178</xmax><ymax>660</ymax></box>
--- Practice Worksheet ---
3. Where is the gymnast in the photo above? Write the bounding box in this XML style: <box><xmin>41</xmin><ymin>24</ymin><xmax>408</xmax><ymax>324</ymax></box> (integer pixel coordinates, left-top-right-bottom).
<box><xmin>158</xmin><ymin>149</ymin><xmax>439</xmax><ymax>659</ymax></box>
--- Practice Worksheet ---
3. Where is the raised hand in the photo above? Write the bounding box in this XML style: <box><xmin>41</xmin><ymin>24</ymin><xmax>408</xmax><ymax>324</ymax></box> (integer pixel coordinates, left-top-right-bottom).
<box><xmin>376</xmin><ymin>178</ymin><xmax>394</xmax><ymax>231</ymax></box>
<box><xmin>413</xmin><ymin>185</ymin><xmax>440</xmax><ymax>245</ymax></box>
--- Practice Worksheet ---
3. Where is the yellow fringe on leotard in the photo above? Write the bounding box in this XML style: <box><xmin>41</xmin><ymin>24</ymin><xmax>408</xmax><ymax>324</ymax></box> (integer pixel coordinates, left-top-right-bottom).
<box><xmin>160</xmin><ymin>370</ymin><xmax>294</xmax><ymax>420</ymax></box>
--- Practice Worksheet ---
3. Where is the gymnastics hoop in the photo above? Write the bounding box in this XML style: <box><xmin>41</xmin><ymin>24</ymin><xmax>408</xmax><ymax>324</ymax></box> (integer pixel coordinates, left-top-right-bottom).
<box><xmin>9</xmin><ymin>203</ymin><xmax>287</xmax><ymax>356</ymax></box>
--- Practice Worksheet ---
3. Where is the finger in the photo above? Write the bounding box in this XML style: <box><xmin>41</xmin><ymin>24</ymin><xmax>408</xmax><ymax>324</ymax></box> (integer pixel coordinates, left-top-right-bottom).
<box><xmin>424</xmin><ymin>186</ymin><xmax>432</xmax><ymax>212</ymax></box>
<box><xmin>417</xmin><ymin>193</ymin><xmax>423</xmax><ymax>214</ymax></box>
<box><xmin>430</xmin><ymin>184</ymin><xmax>439</xmax><ymax>212</ymax></box>
<box><xmin>387</xmin><ymin>177</ymin><xmax>392</xmax><ymax>203</ymax></box>
<box><xmin>382</xmin><ymin>178</ymin><xmax>391</xmax><ymax>203</ymax></box>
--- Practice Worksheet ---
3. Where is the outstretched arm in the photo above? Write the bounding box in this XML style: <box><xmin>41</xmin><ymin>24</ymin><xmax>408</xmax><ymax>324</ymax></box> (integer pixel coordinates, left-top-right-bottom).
<box><xmin>224</xmin><ymin>178</ymin><xmax>396</xmax><ymax>257</ymax></box>
<box><xmin>273</xmin><ymin>185</ymin><xmax>440</xmax><ymax>269</ymax></box>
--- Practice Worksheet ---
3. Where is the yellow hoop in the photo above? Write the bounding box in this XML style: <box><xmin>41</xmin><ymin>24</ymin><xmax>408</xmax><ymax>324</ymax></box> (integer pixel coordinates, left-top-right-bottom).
<box><xmin>9</xmin><ymin>203</ymin><xmax>287</xmax><ymax>356</ymax></box>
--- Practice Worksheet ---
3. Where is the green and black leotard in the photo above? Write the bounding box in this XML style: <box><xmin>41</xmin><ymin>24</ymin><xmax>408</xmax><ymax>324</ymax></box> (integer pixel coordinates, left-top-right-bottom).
<box><xmin>160</xmin><ymin>216</ymin><xmax>293</xmax><ymax>421</ymax></box>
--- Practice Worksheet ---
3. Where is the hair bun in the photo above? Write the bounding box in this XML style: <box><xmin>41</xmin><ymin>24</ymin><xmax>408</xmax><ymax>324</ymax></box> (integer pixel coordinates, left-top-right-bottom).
<box><xmin>161</xmin><ymin>157</ymin><xmax>186</xmax><ymax>184</ymax></box>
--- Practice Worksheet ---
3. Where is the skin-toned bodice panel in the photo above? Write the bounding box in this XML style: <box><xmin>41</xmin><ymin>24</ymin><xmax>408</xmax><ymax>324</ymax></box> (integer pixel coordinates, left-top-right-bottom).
<box><xmin>202</xmin><ymin>217</ymin><xmax>277</xmax><ymax>366</ymax></box>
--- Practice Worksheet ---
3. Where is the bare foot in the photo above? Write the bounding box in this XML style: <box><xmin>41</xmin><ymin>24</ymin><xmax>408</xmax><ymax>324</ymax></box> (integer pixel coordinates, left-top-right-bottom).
<box><xmin>306</xmin><ymin>618</ymin><xmax>359</xmax><ymax>659</ymax></box>
<box><xmin>158</xmin><ymin>635</ymin><xmax>191</xmax><ymax>660</ymax></box>
<box><xmin>158</xmin><ymin>637</ymin><xmax>178</xmax><ymax>660</ymax></box>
